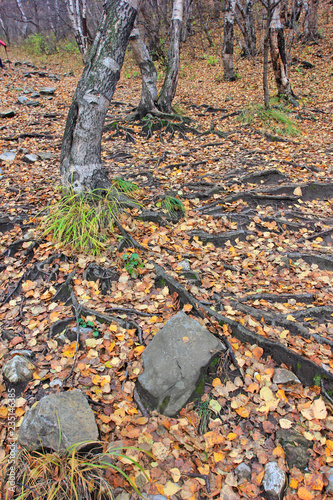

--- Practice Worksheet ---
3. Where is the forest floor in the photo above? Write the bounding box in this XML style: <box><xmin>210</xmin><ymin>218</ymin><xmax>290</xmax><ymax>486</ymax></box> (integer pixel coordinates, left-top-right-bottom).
<box><xmin>0</xmin><ymin>13</ymin><xmax>333</xmax><ymax>500</ymax></box>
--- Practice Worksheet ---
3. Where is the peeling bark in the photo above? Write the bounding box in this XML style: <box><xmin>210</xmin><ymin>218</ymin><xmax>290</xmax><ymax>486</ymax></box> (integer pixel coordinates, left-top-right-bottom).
<box><xmin>60</xmin><ymin>0</ymin><xmax>138</xmax><ymax>192</ymax></box>
<box><xmin>236</xmin><ymin>0</ymin><xmax>257</xmax><ymax>58</ymax></box>
<box><xmin>222</xmin><ymin>0</ymin><xmax>237</xmax><ymax>81</ymax></box>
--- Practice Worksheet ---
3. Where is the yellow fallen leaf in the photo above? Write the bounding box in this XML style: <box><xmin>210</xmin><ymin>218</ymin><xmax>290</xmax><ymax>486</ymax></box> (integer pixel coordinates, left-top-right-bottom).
<box><xmin>279</xmin><ymin>418</ymin><xmax>292</xmax><ymax>429</ymax></box>
<box><xmin>235</xmin><ymin>407</ymin><xmax>249</xmax><ymax>418</ymax></box>
<box><xmin>182</xmin><ymin>336</ymin><xmax>189</xmax><ymax>343</ymax></box>
<box><xmin>297</xmin><ymin>486</ymin><xmax>313</xmax><ymax>500</ymax></box>
<box><xmin>62</xmin><ymin>342</ymin><xmax>77</xmax><ymax>358</ymax></box>
<box><xmin>293</xmin><ymin>186</ymin><xmax>303</xmax><ymax>197</ymax></box>
<box><xmin>227</xmin><ymin>432</ymin><xmax>237</xmax><ymax>441</ymax></box>
<box><xmin>163</xmin><ymin>481</ymin><xmax>181</xmax><ymax>496</ymax></box>
<box><xmin>170</xmin><ymin>468</ymin><xmax>181</xmax><ymax>483</ymax></box>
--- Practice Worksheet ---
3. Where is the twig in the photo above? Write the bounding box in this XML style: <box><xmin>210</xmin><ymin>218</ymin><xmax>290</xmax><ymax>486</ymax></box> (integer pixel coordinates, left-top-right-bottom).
<box><xmin>185</xmin><ymin>473</ymin><xmax>211</xmax><ymax>493</ymax></box>
<box><xmin>133</xmin><ymin>386</ymin><xmax>150</xmax><ymax>418</ymax></box>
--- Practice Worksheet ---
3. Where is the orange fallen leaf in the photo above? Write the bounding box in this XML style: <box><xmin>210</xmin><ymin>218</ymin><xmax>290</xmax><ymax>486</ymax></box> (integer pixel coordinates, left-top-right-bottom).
<box><xmin>235</xmin><ymin>406</ymin><xmax>249</xmax><ymax>418</ymax></box>
<box><xmin>62</xmin><ymin>342</ymin><xmax>77</xmax><ymax>358</ymax></box>
<box><xmin>297</xmin><ymin>487</ymin><xmax>314</xmax><ymax>500</ymax></box>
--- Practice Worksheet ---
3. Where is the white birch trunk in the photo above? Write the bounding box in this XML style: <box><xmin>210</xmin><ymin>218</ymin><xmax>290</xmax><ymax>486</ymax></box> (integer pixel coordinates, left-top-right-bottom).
<box><xmin>222</xmin><ymin>0</ymin><xmax>237</xmax><ymax>81</ymax></box>
<box><xmin>60</xmin><ymin>0</ymin><xmax>138</xmax><ymax>192</ymax></box>
<box><xmin>156</xmin><ymin>0</ymin><xmax>183</xmax><ymax>113</ymax></box>
<box><xmin>269</xmin><ymin>2</ymin><xmax>293</xmax><ymax>98</ymax></box>
<box><xmin>129</xmin><ymin>25</ymin><xmax>158</xmax><ymax>118</ymax></box>
<box><xmin>16</xmin><ymin>0</ymin><xmax>28</xmax><ymax>37</ymax></box>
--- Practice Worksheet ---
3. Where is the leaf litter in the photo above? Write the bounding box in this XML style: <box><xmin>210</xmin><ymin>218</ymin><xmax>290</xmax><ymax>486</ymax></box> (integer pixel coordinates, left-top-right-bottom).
<box><xmin>1</xmin><ymin>20</ymin><xmax>333</xmax><ymax>500</ymax></box>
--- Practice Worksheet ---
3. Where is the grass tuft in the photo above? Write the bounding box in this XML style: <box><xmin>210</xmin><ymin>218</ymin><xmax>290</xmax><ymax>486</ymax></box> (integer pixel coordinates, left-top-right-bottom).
<box><xmin>240</xmin><ymin>103</ymin><xmax>301</xmax><ymax>136</ymax></box>
<box><xmin>161</xmin><ymin>196</ymin><xmax>186</xmax><ymax>219</ymax></box>
<box><xmin>0</xmin><ymin>441</ymin><xmax>151</xmax><ymax>500</ymax></box>
<box><xmin>39</xmin><ymin>188</ymin><xmax>122</xmax><ymax>255</ymax></box>
<box><xmin>112</xmin><ymin>178</ymin><xmax>140</xmax><ymax>195</ymax></box>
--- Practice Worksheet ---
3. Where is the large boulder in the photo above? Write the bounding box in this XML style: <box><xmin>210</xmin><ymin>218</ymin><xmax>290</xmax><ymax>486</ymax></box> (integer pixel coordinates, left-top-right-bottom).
<box><xmin>136</xmin><ymin>311</ymin><xmax>225</xmax><ymax>417</ymax></box>
<box><xmin>18</xmin><ymin>389</ymin><xmax>99</xmax><ymax>452</ymax></box>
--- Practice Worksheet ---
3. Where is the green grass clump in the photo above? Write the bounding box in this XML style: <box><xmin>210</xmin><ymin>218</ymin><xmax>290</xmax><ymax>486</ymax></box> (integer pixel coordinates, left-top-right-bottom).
<box><xmin>0</xmin><ymin>441</ymin><xmax>150</xmax><ymax>499</ymax></box>
<box><xmin>161</xmin><ymin>196</ymin><xmax>186</xmax><ymax>219</ymax></box>
<box><xmin>112</xmin><ymin>178</ymin><xmax>140</xmax><ymax>195</ymax></box>
<box><xmin>240</xmin><ymin>103</ymin><xmax>301</xmax><ymax>136</ymax></box>
<box><xmin>40</xmin><ymin>188</ymin><xmax>121</xmax><ymax>255</ymax></box>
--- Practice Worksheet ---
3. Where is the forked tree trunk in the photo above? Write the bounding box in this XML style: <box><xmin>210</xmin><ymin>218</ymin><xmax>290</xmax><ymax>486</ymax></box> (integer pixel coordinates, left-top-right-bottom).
<box><xmin>269</xmin><ymin>2</ymin><xmax>294</xmax><ymax>98</ymax></box>
<box><xmin>129</xmin><ymin>25</ymin><xmax>158</xmax><ymax>119</ymax></box>
<box><xmin>222</xmin><ymin>0</ymin><xmax>236</xmax><ymax>81</ymax></box>
<box><xmin>60</xmin><ymin>0</ymin><xmax>138</xmax><ymax>192</ymax></box>
<box><xmin>156</xmin><ymin>0</ymin><xmax>183</xmax><ymax>113</ymax></box>
<box><xmin>304</xmin><ymin>0</ymin><xmax>320</xmax><ymax>41</ymax></box>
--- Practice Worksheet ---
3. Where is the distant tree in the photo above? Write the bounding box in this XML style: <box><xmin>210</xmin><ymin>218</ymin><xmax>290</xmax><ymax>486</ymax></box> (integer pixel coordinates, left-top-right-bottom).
<box><xmin>65</xmin><ymin>0</ymin><xmax>93</xmax><ymax>62</ymax></box>
<box><xmin>222</xmin><ymin>0</ymin><xmax>237</xmax><ymax>81</ymax></box>
<box><xmin>236</xmin><ymin>0</ymin><xmax>257</xmax><ymax>58</ymax></box>
<box><xmin>304</xmin><ymin>0</ymin><xmax>320</xmax><ymax>41</ymax></box>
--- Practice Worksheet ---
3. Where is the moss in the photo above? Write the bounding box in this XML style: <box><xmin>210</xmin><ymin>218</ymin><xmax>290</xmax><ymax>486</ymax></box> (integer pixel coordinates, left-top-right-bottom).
<box><xmin>159</xmin><ymin>396</ymin><xmax>170</xmax><ymax>413</ymax></box>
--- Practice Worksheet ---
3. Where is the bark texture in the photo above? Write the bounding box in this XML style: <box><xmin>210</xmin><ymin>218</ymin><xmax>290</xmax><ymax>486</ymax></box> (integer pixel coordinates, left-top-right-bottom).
<box><xmin>304</xmin><ymin>0</ymin><xmax>320</xmax><ymax>40</ymax></box>
<box><xmin>156</xmin><ymin>0</ymin><xmax>183</xmax><ymax>113</ymax></box>
<box><xmin>129</xmin><ymin>26</ymin><xmax>158</xmax><ymax>119</ymax></box>
<box><xmin>60</xmin><ymin>0</ymin><xmax>137</xmax><ymax>192</ymax></box>
<box><xmin>269</xmin><ymin>2</ymin><xmax>293</xmax><ymax>97</ymax></box>
<box><xmin>222</xmin><ymin>0</ymin><xmax>237</xmax><ymax>81</ymax></box>
<box><xmin>236</xmin><ymin>0</ymin><xmax>257</xmax><ymax>58</ymax></box>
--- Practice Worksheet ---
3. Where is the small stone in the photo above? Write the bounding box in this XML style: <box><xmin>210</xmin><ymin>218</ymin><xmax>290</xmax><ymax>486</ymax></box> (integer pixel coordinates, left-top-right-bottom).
<box><xmin>0</xmin><ymin>109</ymin><xmax>16</xmax><ymax>118</ymax></box>
<box><xmin>178</xmin><ymin>259</ymin><xmax>191</xmax><ymax>271</ymax></box>
<box><xmin>0</xmin><ymin>167</ymin><xmax>3</xmax><ymax>176</ymax></box>
<box><xmin>14</xmin><ymin>61</ymin><xmax>22</xmax><ymax>66</ymax></box>
<box><xmin>39</xmin><ymin>86</ymin><xmax>56</xmax><ymax>95</ymax></box>
<box><xmin>26</xmin><ymin>100</ymin><xmax>40</xmax><ymax>107</ymax></box>
<box><xmin>327</xmin><ymin>468</ymin><xmax>333</xmax><ymax>493</ymax></box>
<box><xmin>23</xmin><ymin>153</ymin><xmax>38</xmax><ymax>163</ymax></box>
<box><xmin>3</xmin><ymin>355</ymin><xmax>35</xmax><ymax>384</ymax></box>
<box><xmin>262</xmin><ymin>462</ymin><xmax>286</xmax><ymax>500</ymax></box>
<box><xmin>18</xmin><ymin>389</ymin><xmax>99</xmax><ymax>452</ymax></box>
<box><xmin>31</xmin><ymin>92</ymin><xmax>40</xmax><ymax>98</ymax></box>
<box><xmin>273</xmin><ymin>368</ymin><xmax>300</xmax><ymax>385</ymax></box>
<box><xmin>37</xmin><ymin>151</ymin><xmax>55</xmax><ymax>160</ymax></box>
<box><xmin>235</xmin><ymin>462</ymin><xmax>251</xmax><ymax>481</ymax></box>
<box><xmin>17</xmin><ymin>95</ymin><xmax>29</xmax><ymax>104</ymax></box>
<box><xmin>0</xmin><ymin>151</ymin><xmax>16</xmax><ymax>162</ymax></box>
<box><xmin>115</xmin><ymin>492</ymin><xmax>131</xmax><ymax>500</ymax></box>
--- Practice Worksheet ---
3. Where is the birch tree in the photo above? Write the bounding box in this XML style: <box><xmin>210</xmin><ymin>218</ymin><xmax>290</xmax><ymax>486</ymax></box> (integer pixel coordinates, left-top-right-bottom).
<box><xmin>60</xmin><ymin>0</ymin><xmax>139</xmax><ymax>192</ymax></box>
<box><xmin>222</xmin><ymin>0</ymin><xmax>237</xmax><ymax>81</ymax></box>
<box><xmin>16</xmin><ymin>0</ymin><xmax>28</xmax><ymax>37</ymax></box>
<box><xmin>304</xmin><ymin>0</ymin><xmax>320</xmax><ymax>41</ymax></box>
<box><xmin>156</xmin><ymin>0</ymin><xmax>184</xmax><ymax>112</ymax></box>
<box><xmin>236</xmin><ymin>0</ymin><xmax>257</xmax><ymax>58</ymax></box>
<box><xmin>129</xmin><ymin>23</ymin><xmax>158</xmax><ymax>119</ymax></box>
<box><xmin>65</xmin><ymin>0</ymin><xmax>92</xmax><ymax>62</ymax></box>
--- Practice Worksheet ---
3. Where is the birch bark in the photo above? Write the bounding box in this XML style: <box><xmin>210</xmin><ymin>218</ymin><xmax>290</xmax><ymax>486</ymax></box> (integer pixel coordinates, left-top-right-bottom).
<box><xmin>60</xmin><ymin>0</ymin><xmax>138</xmax><ymax>192</ymax></box>
<box><xmin>222</xmin><ymin>0</ymin><xmax>237</xmax><ymax>81</ymax></box>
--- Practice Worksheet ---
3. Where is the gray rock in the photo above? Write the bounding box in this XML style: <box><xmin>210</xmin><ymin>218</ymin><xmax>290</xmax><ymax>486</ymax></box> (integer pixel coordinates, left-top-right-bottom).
<box><xmin>136</xmin><ymin>310</ymin><xmax>225</xmax><ymax>416</ymax></box>
<box><xmin>31</xmin><ymin>92</ymin><xmax>40</xmax><ymax>98</ymax></box>
<box><xmin>3</xmin><ymin>355</ymin><xmax>35</xmax><ymax>384</ymax></box>
<box><xmin>178</xmin><ymin>259</ymin><xmax>191</xmax><ymax>271</ymax></box>
<box><xmin>235</xmin><ymin>462</ymin><xmax>251</xmax><ymax>481</ymax></box>
<box><xmin>0</xmin><ymin>167</ymin><xmax>3</xmax><ymax>176</ymax></box>
<box><xmin>17</xmin><ymin>95</ymin><xmax>29</xmax><ymax>104</ymax></box>
<box><xmin>115</xmin><ymin>492</ymin><xmax>131</xmax><ymax>500</ymax></box>
<box><xmin>327</xmin><ymin>468</ymin><xmax>333</xmax><ymax>493</ymax></box>
<box><xmin>0</xmin><ymin>151</ymin><xmax>16</xmax><ymax>162</ymax></box>
<box><xmin>273</xmin><ymin>368</ymin><xmax>300</xmax><ymax>385</ymax></box>
<box><xmin>276</xmin><ymin>429</ymin><xmax>312</xmax><ymax>470</ymax></box>
<box><xmin>18</xmin><ymin>389</ymin><xmax>99</xmax><ymax>452</ymax></box>
<box><xmin>23</xmin><ymin>153</ymin><xmax>38</xmax><ymax>163</ymax></box>
<box><xmin>39</xmin><ymin>86</ymin><xmax>56</xmax><ymax>95</ymax></box>
<box><xmin>0</xmin><ymin>109</ymin><xmax>16</xmax><ymax>118</ymax></box>
<box><xmin>262</xmin><ymin>462</ymin><xmax>286</xmax><ymax>500</ymax></box>
<box><xmin>37</xmin><ymin>151</ymin><xmax>55</xmax><ymax>160</ymax></box>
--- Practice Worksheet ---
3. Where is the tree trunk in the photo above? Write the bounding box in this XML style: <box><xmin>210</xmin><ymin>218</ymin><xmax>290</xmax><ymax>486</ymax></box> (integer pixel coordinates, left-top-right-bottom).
<box><xmin>269</xmin><ymin>2</ymin><xmax>294</xmax><ymax>98</ymax></box>
<box><xmin>65</xmin><ymin>0</ymin><xmax>91</xmax><ymax>63</ymax></box>
<box><xmin>60</xmin><ymin>0</ymin><xmax>138</xmax><ymax>192</ymax></box>
<box><xmin>129</xmin><ymin>25</ymin><xmax>158</xmax><ymax>119</ymax></box>
<box><xmin>236</xmin><ymin>0</ymin><xmax>256</xmax><ymax>58</ymax></box>
<box><xmin>291</xmin><ymin>0</ymin><xmax>303</xmax><ymax>29</ymax></box>
<box><xmin>213</xmin><ymin>0</ymin><xmax>221</xmax><ymax>20</ymax></box>
<box><xmin>222</xmin><ymin>0</ymin><xmax>236</xmax><ymax>81</ymax></box>
<box><xmin>156</xmin><ymin>0</ymin><xmax>183</xmax><ymax>113</ymax></box>
<box><xmin>304</xmin><ymin>0</ymin><xmax>320</xmax><ymax>41</ymax></box>
<box><xmin>16</xmin><ymin>0</ymin><xmax>28</xmax><ymax>38</ymax></box>
<box><xmin>263</xmin><ymin>4</ymin><xmax>271</xmax><ymax>109</ymax></box>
